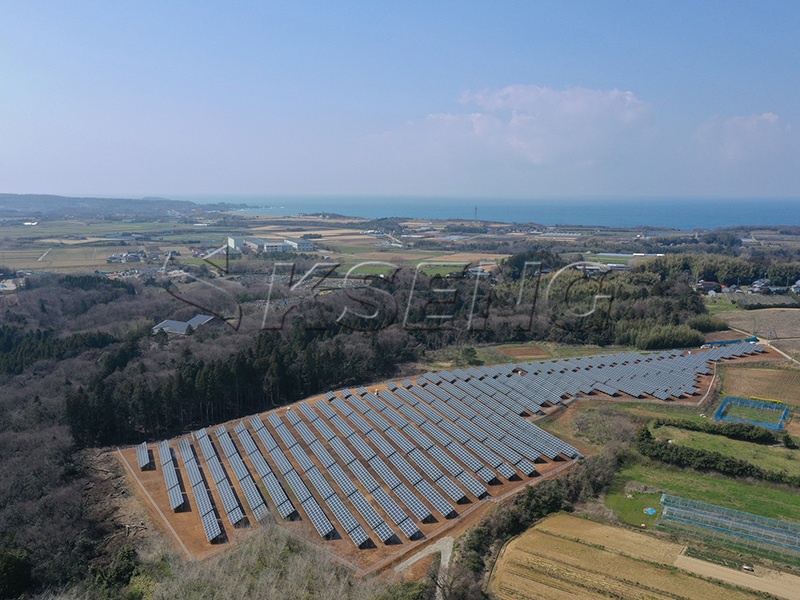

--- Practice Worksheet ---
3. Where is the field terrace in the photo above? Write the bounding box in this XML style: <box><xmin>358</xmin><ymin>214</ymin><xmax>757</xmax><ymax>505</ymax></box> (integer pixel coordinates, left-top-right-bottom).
<box><xmin>119</xmin><ymin>342</ymin><xmax>769</xmax><ymax>572</ymax></box>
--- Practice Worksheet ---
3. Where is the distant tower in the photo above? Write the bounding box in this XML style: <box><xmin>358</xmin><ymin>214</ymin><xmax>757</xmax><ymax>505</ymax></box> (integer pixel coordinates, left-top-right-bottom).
<box><xmin>474</xmin><ymin>205</ymin><xmax>478</xmax><ymax>221</ymax></box>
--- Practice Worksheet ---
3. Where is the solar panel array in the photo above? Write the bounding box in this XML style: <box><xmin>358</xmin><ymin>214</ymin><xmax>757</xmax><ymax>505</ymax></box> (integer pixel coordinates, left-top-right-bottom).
<box><xmin>177</xmin><ymin>438</ymin><xmax>221</xmax><ymax>542</ymax></box>
<box><xmin>147</xmin><ymin>345</ymin><xmax>761</xmax><ymax>547</ymax></box>
<box><xmin>157</xmin><ymin>440</ymin><xmax>184</xmax><ymax>511</ymax></box>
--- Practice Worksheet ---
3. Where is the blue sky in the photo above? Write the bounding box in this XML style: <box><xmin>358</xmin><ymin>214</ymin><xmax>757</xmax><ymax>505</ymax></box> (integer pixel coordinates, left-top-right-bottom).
<box><xmin>1</xmin><ymin>1</ymin><xmax>798</xmax><ymax>199</ymax></box>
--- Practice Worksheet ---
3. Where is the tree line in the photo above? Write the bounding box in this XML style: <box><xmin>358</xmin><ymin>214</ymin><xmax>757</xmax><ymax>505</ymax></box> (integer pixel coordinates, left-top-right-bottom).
<box><xmin>636</xmin><ymin>427</ymin><xmax>800</xmax><ymax>487</ymax></box>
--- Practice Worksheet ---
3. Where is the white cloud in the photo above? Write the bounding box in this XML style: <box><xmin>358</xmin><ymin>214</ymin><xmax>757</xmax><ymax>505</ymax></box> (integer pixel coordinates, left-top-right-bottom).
<box><xmin>404</xmin><ymin>85</ymin><xmax>650</xmax><ymax>167</ymax></box>
<box><xmin>694</xmin><ymin>112</ymin><xmax>789</xmax><ymax>163</ymax></box>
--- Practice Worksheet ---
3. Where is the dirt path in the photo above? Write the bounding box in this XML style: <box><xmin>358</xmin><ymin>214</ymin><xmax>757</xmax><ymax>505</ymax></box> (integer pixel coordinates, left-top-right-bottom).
<box><xmin>675</xmin><ymin>554</ymin><xmax>800</xmax><ymax>600</ymax></box>
<box><xmin>393</xmin><ymin>536</ymin><xmax>453</xmax><ymax>573</ymax></box>
<box><xmin>116</xmin><ymin>448</ymin><xmax>191</xmax><ymax>557</ymax></box>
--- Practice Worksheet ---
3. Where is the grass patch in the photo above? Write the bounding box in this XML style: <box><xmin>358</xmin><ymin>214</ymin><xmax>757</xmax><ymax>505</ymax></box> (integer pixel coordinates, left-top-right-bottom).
<box><xmin>605</xmin><ymin>490</ymin><xmax>663</xmax><ymax>527</ymax></box>
<box><xmin>614</xmin><ymin>402</ymin><xmax>711</xmax><ymax>424</ymax></box>
<box><xmin>723</xmin><ymin>402</ymin><xmax>785</xmax><ymax>425</ymax></box>
<box><xmin>705</xmin><ymin>297</ymin><xmax>742</xmax><ymax>314</ymax></box>
<box><xmin>651</xmin><ymin>425</ymin><xmax>800</xmax><ymax>476</ymax></box>
<box><xmin>609</xmin><ymin>462</ymin><xmax>800</xmax><ymax>523</ymax></box>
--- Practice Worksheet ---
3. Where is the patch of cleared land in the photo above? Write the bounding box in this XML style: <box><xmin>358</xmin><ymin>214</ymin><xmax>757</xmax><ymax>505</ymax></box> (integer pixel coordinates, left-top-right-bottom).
<box><xmin>490</xmin><ymin>513</ymin><xmax>780</xmax><ymax>600</ymax></box>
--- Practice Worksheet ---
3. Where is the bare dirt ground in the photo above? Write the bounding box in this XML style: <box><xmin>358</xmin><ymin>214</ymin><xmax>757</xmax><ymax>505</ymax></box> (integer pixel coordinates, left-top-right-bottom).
<box><xmin>490</xmin><ymin>514</ymin><xmax>792</xmax><ymax>600</ymax></box>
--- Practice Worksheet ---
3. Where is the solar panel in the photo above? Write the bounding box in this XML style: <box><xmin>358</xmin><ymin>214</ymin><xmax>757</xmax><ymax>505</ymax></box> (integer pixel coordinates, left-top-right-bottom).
<box><xmin>348</xmin><ymin>460</ymin><xmax>380</xmax><ymax>492</ymax></box>
<box><xmin>415</xmin><ymin>479</ymin><xmax>455</xmax><ymax>518</ymax></box>
<box><xmin>393</xmin><ymin>484</ymin><xmax>432</xmax><ymax>521</ymax></box>
<box><xmin>136</xmin><ymin>442</ymin><xmax>151</xmax><ymax>469</ymax></box>
<box><xmin>366</xmin><ymin>429</ymin><xmax>396</xmax><ymax>458</ymax></box>
<box><xmin>398</xmin><ymin>518</ymin><xmax>421</xmax><ymax>539</ymax></box>
<box><xmin>385</xmin><ymin>427</ymin><xmax>416</xmax><ymax>454</ymax></box>
<box><xmin>408</xmin><ymin>448</ymin><xmax>443</xmax><ymax>480</ymax></box>
<box><xmin>285</xmin><ymin>408</ymin><xmax>301</xmax><ymax>425</ymax></box>
<box><xmin>298</xmin><ymin>403</ymin><xmax>319</xmax><ymax>422</ymax></box>
<box><xmin>369</xmin><ymin>456</ymin><xmax>402</xmax><ymax>490</ymax></box>
<box><xmin>275</xmin><ymin>423</ymin><xmax>299</xmax><ymax>449</ymax></box>
<box><xmin>284</xmin><ymin>470</ymin><xmax>312</xmax><ymax>503</ymax></box>
<box><xmin>263</xmin><ymin>472</ymin><xmax>295</xmax><ymax>518</ymax></box>
<box><xmin>348</xmin><ymin>435</ymin><xmax>376</xmax><ymax>460</ymax></box>
<box><xmin>239</xmin><ymin>474</ymin><xmax>269</xmax><ymax>521</ymax></box>
<box><xmin>301</xmin><ymin>497</ymin><xmax>334</xmax><ymax>537</ymax></box>
<box><xmin>389</xmin><ymin>453</ymin><xmax>422</xmax><ymax>485</ymax></box>
<box><xmin>201</xmin><ymin>511</ymin><xmax>222</xmax><ymax>542</ymax></box>
<box><xmin>348</xmin><ymin>490</ymin><xmax>382</xmax><ymax>527</ymax></box>
<box><xmin>456</xmin><ymin>471</ymin><xmax>487</xmax><ymax>497</ymax></box>
<box><xmin>289</xmin><ymin>445</ymin><xmax>315</xmax><ymax>473</ymax></box>
<box><xmin>158</xmin><ymin>440</ymin><xmax>172</xmax><ymax>466</ymax></box>
<box><xmin>307</xmin><ymin>467</ymin><xmax>336</xmax><ymax>501</ymax></box>
<box><xmin>330</xmin><ymin>414</ymin><xmax>356</xmax><ymax>438</ymax></box>
<box><xmin>310</xmin><ymin>418</ymin><xmax>337</xmax><ymax>441</ymax></box>
<box><xmin>329</xmin><ymin>437</ymin><xmax>357</xmax><ymax>466</ymax></box>
<box><xmin>308</xmin><ymin>440</ymin><xmax>336</xmax><ymax>468</ymax></box>
<box><xmin>167</xmin><ymin>484</ymin><xmax>184</xmax><ymax>511</ymax></box>
<box><xmin>293</xmin><ymin>421</ymin><xmax>318</xmax><ymax>445</ymax></box>
<box><xmin>328</xmin><ymin>463</ymin><xmax>358</xmax><ymax>497</ymax></box>
<box><xmin>371</xmin><ymin>487</ymin><xmax>410</xmax><ymax>527</ymax></box>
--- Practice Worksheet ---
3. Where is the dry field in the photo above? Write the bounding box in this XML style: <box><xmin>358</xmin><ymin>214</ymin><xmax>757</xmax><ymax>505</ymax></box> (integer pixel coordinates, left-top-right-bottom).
<box><xmin>722</xmin><ymin>366</ymin><xmax>800</xmax><ymax>406</ymax></box>
<box><xmin>724</xmin><ymin>308</ymin><xmax>800</xmax><ymax>341</ymax></box>
<box><xmin>490</xmin><ymin>514</ymin><xmax>799</xmax><ymax>600</ymax></box>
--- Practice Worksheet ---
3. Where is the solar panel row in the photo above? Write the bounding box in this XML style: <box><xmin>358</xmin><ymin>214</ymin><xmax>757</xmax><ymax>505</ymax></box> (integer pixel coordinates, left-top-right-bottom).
<box><xmin>176</xmin><ymin>440</ymin><xmax>221</xmax><ymax>542</ymax></box>
<box><xmin>157</xmin><ymin>441</ymin><xmax>184</xmax><ymax>511</ymax></box>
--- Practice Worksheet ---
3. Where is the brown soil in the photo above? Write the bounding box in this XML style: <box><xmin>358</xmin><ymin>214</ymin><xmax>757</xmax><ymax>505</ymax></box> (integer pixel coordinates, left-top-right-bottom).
<box><xmin>496</xmin><ymin>345</ymin><xmax>551</xmax><ymax>360</ymax></box>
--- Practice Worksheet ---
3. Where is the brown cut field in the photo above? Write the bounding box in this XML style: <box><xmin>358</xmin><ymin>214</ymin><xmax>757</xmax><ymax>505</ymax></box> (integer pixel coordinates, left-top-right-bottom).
<box><xmin>490</xmin><ymin>514</ymin><xmax>794</xmax><ymax>600</ymax></box>
<box><xmin>724</xmin><ymin>308</ymin><xmax>800</xmax><ymax>341</ymax></box>
<box><xmin>722</xmin><ymin>366</ymin><xmax>800</xmax><ymax>406</ymax></box>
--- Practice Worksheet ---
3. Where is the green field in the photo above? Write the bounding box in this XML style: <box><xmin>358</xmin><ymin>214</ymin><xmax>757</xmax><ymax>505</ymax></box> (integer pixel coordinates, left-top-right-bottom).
<box><xmin>607</xmin><ymin>463</ymin><xmax>800</xmax><ymax>524</ymax></box>
<box><xmin>652</xmin><ymin>425</ymin><xmax>800</xmax><ymax>476</ymax></box>
<box><xmin>704</xmin><ymin>296</ymin><xmax>742</xmax><ymax>314</ymax></box>
<box><xmin>605</xmin><ymin>489</ymin><xmax>663</xmax><ymax>527</ymax></box>
<box><xmin>613</xmin><ymin>401</ymin><xmax>711</xmax><ymax>424</ymax></box>
<box><xmin>724</xmin><ymin>402</ymin><xmax>785</xmax><ymax>425</ymax></box>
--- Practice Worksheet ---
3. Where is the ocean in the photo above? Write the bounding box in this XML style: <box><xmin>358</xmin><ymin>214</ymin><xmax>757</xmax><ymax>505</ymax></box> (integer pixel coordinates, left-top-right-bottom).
<box><xmin>180</xmin><ymin>196</ymin><xmax>800</xmax><ymax>230</ymax></box>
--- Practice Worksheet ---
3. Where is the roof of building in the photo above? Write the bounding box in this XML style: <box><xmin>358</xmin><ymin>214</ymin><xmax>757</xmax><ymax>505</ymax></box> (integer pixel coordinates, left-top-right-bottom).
<box><xmin>152</xmin><ymin>314</ymin><xmax>214</xmax><ymax>335</ymax></box>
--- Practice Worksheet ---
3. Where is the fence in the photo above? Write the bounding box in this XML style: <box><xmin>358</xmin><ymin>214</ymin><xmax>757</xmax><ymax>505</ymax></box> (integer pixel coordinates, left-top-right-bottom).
<box><xmin>713</xmin><ymin>396</ymin><xmax>789</xmax><ymax>430</ymax></box>
<box><xmin>659</xmin><ymin>494</ymin><xmax>800</xmax><ymax>559</ymax></box>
